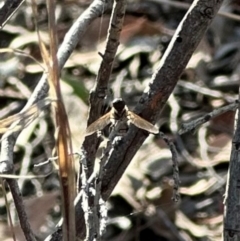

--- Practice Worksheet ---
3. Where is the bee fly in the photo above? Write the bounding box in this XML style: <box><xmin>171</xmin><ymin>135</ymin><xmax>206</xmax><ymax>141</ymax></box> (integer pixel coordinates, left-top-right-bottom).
<box><xmin>85</xmin><ymin>98</ymin><xmax>159</xmax><ymax>136</ymax></box>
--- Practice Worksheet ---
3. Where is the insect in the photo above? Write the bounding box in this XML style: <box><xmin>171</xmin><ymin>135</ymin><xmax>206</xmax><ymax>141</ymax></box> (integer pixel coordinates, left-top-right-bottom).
<box><xmin>85</xmin><ymin>98</ymin><xmax>159</xmax><ymax>136</ymax></box>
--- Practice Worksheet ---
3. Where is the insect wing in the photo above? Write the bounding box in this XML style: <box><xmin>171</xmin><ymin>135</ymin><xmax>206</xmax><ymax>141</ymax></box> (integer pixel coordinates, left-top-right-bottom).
<box><xmin>85</xmin><ymin>112</ymin><xmax>111</xmax><ymax>136</ymax></box>
<box><xmin>128</xmin><ymin>111</ymin><xmax>159</xmax><ymax>134</ymax></box>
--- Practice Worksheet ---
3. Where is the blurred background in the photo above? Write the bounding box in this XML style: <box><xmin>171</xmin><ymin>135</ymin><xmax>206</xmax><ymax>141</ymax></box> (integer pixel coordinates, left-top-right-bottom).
<box><xmin>0</xmin><ymin>0</ymin><xmax>239</xmax><ymax>240</ymax></box>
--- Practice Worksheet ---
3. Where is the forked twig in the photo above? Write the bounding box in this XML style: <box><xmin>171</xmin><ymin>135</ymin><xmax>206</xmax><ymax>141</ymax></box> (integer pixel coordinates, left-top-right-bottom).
<box><xmin>179</xmin><ymin>101</ymin><xmax>238</xmax><ymax>135</ymax></box>
<box><xmin>158</xmin><ymin>132</ymin><xmax>180</xmax><ymax>202</ymax></box>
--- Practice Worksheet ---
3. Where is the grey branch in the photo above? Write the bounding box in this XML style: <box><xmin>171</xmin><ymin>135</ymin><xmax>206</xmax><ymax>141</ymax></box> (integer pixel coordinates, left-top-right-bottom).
<box><xmin>179</xmin><ymin>101</ymin><xmax>238</xmax><ymax>135</ymax></box>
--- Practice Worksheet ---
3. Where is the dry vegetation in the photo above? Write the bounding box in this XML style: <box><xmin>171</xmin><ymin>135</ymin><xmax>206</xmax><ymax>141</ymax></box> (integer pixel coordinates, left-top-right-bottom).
<box><xmin>0</xmin><ymin>0</ymin><xmax>239</xmax><ymax>240</ymax></box>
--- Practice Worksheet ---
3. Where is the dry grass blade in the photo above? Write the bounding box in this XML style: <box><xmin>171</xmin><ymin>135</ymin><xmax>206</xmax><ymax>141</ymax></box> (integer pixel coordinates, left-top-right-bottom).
<box><xmin>46</xmin><ymin>1</ymin><xmax>76</xmax><ymax>240</ymax></box>
<box><xmin>1</xmin><ymin>179</ymin><xmax>16</xmax><ymax>241</ymax></box>
<box><xmin>0</xmin><ymin>48</ymin><xmax>46</xmax><ymax>71</ymax></box>
<box><xmin>0</xmin><ymin>98</ymin><xmax>52</xmax><ymax>139</ymax></box>
<box><xmin>31</xmin><ymin>0</ymin><xmax>50</xmax><ymax>70</ymax></box>
<box><xmin>31</xmin><ymin>1</ymin><xmax>76</xmax><ymax>239</ymax></box>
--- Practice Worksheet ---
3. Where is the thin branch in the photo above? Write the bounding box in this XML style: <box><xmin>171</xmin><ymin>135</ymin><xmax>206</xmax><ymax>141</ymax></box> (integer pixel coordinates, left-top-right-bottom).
<box><xmin>152</xmin><ymin>0</ymin><xmax>240</xmax><ymax>22</ymax></box>
<box><xmin>81</xmin><ymin>149</ymin><xmax>96</xmax><ymax>241</ymax></box>
<box><xmin>81</xmin><ymin>0</ymin><xmax>126</xmax><ymax>180</ymax></box>
<box><xmin>82</xmin><ymin>122</ymin><xmax>126</xmax><ymax>240</ymax></box>
<box><xmin>223</xmin><ymin>110</ymin><xmax>240</xmax><ymax>238</ymax></box>
<box><xmin>159</xmin><ymin>132</ymin><xmax>180</xmax><ymax>202</ymax></box>
<box><xmin>223</xmin><ymin>61</ymin><xmax>240</xmax><ymax>239</ymax></box>
<box><xmin>1</xmin><ymin>179</ymin><xmax>16</xmax><ymax>241</ymax></box>
<box><xmin>6</xmin><ymin>179</ymin><xmax>36</xmax><ymax>241</ymax></box>
<box><xmin>179</xmin><ymin>101</ymin><xmax>238</xmax><ymax>135</ymax></box>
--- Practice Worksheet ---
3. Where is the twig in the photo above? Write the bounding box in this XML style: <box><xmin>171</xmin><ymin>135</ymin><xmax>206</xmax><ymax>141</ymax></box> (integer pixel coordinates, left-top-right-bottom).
<box><xmin>156</xmin><ymin>208</ymin><xmax>186</xmax><ymax>241</ymax></box>
<box><xmin>81</xmin><ymin>0</ymin><xmax>126</xmax><ymax>180</ymax></box>
<box><xmin>82</xmin><ymin>122</ymin><xmax>124</xmax><ymax>240</ymax></box>
<box><xmin>81</xmin><ymin>149</ymin><xmax>96</xmax><ymax>241</ymax></box>
<box><xmin>1</xmin><ymin>179</ymin><xmax>16</xmax><ymax>241</ymax></box>
<box><xmin>151</xmin><ymin>0</ymin><xmax>240</xmax><ymax>22</ymax></box>
<box><xmin>223</xmin><ymin>76</ymin><xmax>240</xmax><ymax>237</ymax></box>
<box><xmin>223</xmin><ymin>119</ymin><xmax>240</xmax><ymax>238</ymax></box>
<box><xmin>179</xmin><ymin>101</ymin><xmax>238</xmax><ymax>135</ymax></box>
<box><xmin>94</xmin><ymin>123</ymin><xmax>124</xmax><ymax>236</ymax></box>
<box><xmin>158</xmin><ymin>132</ymin><xmax>180</xmax><ymax>202</ymax></box>
<box><xmin>6</xmin><ymin>179</ymin><xmax>36</xmax><ymax>241</ymax></box>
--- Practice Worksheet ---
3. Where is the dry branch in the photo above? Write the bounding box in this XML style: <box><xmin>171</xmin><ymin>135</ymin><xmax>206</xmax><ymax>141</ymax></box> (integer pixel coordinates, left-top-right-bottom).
<box><xmin>101</xmin><ymin>0</ymin><xmax>224</xmax><ymax>200</ymax></box>
<box><xmin>70</xmin><ymin>0</ymin><xmax>225</xmax><ymax>240</ymax></box>
<box><xmin>81</xmin><ymin>0</ymin><xmax>127</xmax><ymax>180</ymax></box>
